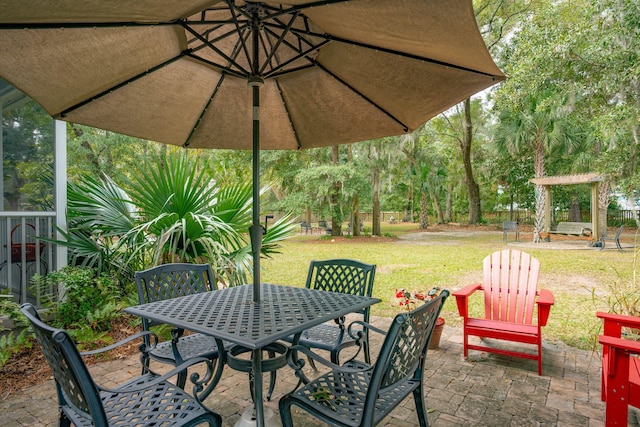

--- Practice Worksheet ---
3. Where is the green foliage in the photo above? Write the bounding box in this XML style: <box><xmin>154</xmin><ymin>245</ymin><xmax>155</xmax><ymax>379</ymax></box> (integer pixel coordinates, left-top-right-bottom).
<box><xmin>2</xmin><ymin>101</ymin><xmax>55</xmax><ymax>211</ymax></box>
<box><xmin>33</xmin><ymin>266</ymin><xmax>119</xmax><ymax>328</ymax></box>
<box><xmin>0</xmin><ymin>297</ymin><xmax>34</xmax><ymax>369</ymax></box>
<box><xmin>56</xmin><ymin>149</ymin><xmax>298</xmax><ymax>287</ymax></box>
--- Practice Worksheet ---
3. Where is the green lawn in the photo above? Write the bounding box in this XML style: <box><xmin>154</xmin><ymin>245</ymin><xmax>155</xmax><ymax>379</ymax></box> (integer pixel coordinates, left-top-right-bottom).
<box><xmin>261</xmin><ymin>223</ymin><xmax>637</xmax><ymax>351</ymax></box>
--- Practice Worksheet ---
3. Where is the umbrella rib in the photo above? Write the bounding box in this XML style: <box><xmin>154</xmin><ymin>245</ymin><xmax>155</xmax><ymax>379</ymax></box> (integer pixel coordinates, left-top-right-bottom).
<box><xmin>275</xmin><ymin>79</ymin><xmax>302</xmax><ymax>150</ymax></box>
<box><xmin>262</xmin><ymin>41</ymin><xmax>329</xmax><ymax>79</ymax></box>
<box><xmin>227</xmin><ymin>0</ymin><xmax>255</xmax><ymax>75</ymax></box>
<box><xmin>185</xmin><ymin>53</ymin><xmax>246</xmax><ymax>80</ymax></box>
<box><xmin>57</xmin><ymin>54</ymin><xmax>185</xmax><ymax>118</ymax></box>
<box><xmin>183</xmin><ymin>72</ymin><xmax>227</xmax><ymax>148</ymax></box>
<box><xmin>0</xmin><ymin>21</ymin><xmax>177</xmax><ymax>30</ymax></box>
<box><xmin>289</xmin><ymin>28</ymin><xmax>501</xmax><ymax>78</ymax></box>
<box><xmin>311</xmin><ymin>59</ymin><xmax>409</xmax><ymax>132</ymax></box>
<box><xmin>260</xmin><ymin>0</ymin><xmax>352</xmax><ymax>20</ymax></box>
<box><xmin>182</xmin><ymin>21</ymin><xmax>251</xmax><ymax>78</ymax></box>
<box><xmin>258</xmin><ymin>11</ymin><xmax>300</xmax><ymax>75</ymax></box>
<box><xmin>260</xmin><ymin>24</ymin><xmax>330</xmax><ymax>78</ymax></box>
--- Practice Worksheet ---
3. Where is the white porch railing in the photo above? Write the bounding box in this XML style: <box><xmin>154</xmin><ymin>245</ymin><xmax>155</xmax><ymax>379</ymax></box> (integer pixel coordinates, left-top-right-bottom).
<box><xmin>0</xmin><ymin>212</ymin><xmax>58</xmax><ymax>306</ymax></box>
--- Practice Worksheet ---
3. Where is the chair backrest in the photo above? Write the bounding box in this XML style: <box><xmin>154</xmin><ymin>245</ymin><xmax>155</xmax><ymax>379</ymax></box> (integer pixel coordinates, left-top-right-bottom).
<box><xmin>135</xmin><ymin>263</ymin><xmax>215</xmax><ymax>328</ymax></box>
<box><xmin>20</xmin><ymin>303</ymin><xmax>107</xmax><ymax>426</ymax></box>
<box><xmin>305</xmin><ymin>259</ymin><xmax>376</xmax><ymax>318</ymax></box>
<box><xmin>503</xmin><ymin>221</ymin><xmax>518</xmax><ymax>231</ymax></box>
<box><xmin>369</xmin><ymin>291</ymin><xmax>449</xmax><ymax>404</ymax></box>
<box><xmin>483</xmin><ymin>249</ymin><xmax>540</xmax><ymax>325</ymax></box>
<box><xmin>135</xmin><ymin>263</ymin><xmax>215</xmax><ymax>303</ymax></box>
<box><xmin>614</xmin><ymin>225</ymin><xmax>624</xmax><ymax>238</ymax></box>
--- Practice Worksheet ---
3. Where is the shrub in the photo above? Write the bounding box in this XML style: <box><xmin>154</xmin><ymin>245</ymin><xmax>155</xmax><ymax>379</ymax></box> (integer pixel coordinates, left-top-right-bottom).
<box><xmin>0</xmin><ymin>298</ymin><xmax>33</xmax><ymax>369</ymax></box>
<box><xmin>34</xmin><ymin>266</ymin><xmax>120</xmax><ymax>329</ymax></box>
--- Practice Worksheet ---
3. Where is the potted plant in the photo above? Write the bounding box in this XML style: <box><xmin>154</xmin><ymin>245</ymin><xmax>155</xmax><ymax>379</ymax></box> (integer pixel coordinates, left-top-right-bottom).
<box><xmin>394</xmin><ymin>287</ymin><xmax>445</xmax><ymax>349</ymax></box>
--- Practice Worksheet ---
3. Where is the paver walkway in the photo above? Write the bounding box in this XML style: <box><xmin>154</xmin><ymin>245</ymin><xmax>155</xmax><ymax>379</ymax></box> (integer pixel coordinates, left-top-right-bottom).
<box><xmin>2</xmin><ymin>316</ymin><xmax>638</xmax><ymax>426</ymax></box>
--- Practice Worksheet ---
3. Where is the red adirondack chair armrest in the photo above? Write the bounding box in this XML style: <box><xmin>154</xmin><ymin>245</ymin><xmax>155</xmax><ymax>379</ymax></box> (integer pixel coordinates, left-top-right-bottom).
<box><xmin>536</xmin><ymin>289</ymin><xmax>555</xmax><ymax>326</ymax></box>
<box><xmin>599</xmin><ymin>335</ymin><xmax>640</xmax><ymax>384</ymax></box>
<box><xmin>453</xmin><ymin>283</ymin><xmax>482</xmax><ymax>318</ymax></box>
<box><xmin>597</xmin><ymin>311</ymin><xmax>640</xmax><ymax>338</ymax></box>
<box><xmin>599</xmin><ymin>335</ymin><xmax>640</xmax><ymax>355</ymax></box>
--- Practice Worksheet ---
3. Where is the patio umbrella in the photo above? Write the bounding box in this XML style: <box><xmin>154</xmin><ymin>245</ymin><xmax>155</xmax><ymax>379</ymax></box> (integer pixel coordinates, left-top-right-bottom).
<box><xmin>0</xmin><ymin>0</ymin><xmax>504</xmax><ymax>302</ymax></box>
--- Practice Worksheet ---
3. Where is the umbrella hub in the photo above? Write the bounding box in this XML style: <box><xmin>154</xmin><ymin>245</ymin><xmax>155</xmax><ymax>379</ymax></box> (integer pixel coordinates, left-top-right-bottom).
<box><xmin>248</xmin><ymin>76</ymin><xmax>264</xmax><ymax>88</ymax></box>
<box><xmin>245</xmin><ymin>2</ymin><xmax>267</xmax><ymax>20</ymax></box>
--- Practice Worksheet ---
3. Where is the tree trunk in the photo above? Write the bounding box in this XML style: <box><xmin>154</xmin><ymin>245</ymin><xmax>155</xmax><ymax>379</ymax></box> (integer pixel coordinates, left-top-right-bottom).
<box><xmin>429</xmin><ymin>186</ymin><xmax>444</xmax><ymax>224</ymax></box>
<box><xmin>461</xmin><ymin>98</ymin><xmax>481</xmax><ymax>223</ymax></box>
<box><xmin>598</xmin><ymin>181</ymin><xmax>611</xmax><ymax>236</ymax></box>
<box><xmin>419</xmin><ymin>188</ymin><xmax>429</xmax><ymax>229</ymax></box>
<box><xmin>352</xmin><ymin>195</ymin><xmax>361</xmax><ymax>237</ymax></box>
<box><xmin>305</xmin><ymin>206</ymin><xmax>312</xmax><ymax>225</ymax></box>
<box><xmin>569</xmin><ymin>191</ymin><xmax>581</xmax><ymax>221</ymax></box>
<box><xmin>330</xmin><ymin>145</ymin><xmax>341</xmax><ymax>236</ymax></box>
<box><xmin>372</xmin><ymin>166</ymin><xmax>381</xmax><ymax>236</ymax></box>
<box><xmin>444</xmin><ymin>183</ymin><xmax>453</xmax><ymax>223</ymax></box>
<box><xmin>532</xmin><ymin>142</ymin><xmax>546</xmax><ymax>242</ymax></box>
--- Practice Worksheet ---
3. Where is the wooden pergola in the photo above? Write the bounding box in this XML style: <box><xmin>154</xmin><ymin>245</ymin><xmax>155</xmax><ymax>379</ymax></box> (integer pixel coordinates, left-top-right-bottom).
<box><xmin>530</xmin><ymin>173</ymin><xmax>603</xmax><ymax>239</ymax></box>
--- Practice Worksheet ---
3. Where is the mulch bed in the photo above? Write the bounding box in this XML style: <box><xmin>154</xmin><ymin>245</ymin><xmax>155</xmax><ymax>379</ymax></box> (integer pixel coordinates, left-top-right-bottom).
<box><xmin>0</xmin><ymin>316</ymin><xmax>141</xmax><ymax>400</ymax></box>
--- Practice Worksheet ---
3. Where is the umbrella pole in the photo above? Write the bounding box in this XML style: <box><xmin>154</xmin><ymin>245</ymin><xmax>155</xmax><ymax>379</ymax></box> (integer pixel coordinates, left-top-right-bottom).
<box><xmin>249</xmin><ymin>77</ymin><xmax>263</xmax><ymax>304</ymax></box>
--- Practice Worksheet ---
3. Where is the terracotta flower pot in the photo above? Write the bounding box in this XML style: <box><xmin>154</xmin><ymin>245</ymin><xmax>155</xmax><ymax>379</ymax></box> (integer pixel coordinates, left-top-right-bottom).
<box><xmin>428</xmin><ymin>317</ymin><xmax>445</xmax><ymax>350</ymax></box>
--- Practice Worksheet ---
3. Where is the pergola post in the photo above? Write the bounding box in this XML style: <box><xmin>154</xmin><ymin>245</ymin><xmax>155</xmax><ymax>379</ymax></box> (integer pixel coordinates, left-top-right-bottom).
<box><xmin>544</xmin><ymin>185</ymin><xmax>551</xmax><ymax>233</ymax></box>
<box><xmin>530</xmin><ymin>173</ymin><xmax>603</xmax><ymax>240</ymax></box>
<box><xmin>591</xmin><ymin>182</ymin><xmax>600</xmax><ymax>240</ymax></box>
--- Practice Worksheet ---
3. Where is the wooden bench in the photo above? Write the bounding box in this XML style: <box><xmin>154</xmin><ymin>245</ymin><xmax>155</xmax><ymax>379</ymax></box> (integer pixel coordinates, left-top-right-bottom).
<box><xmin>548</xmin><ymin>221</ymin><xmax>592</xmax><ymax>236</ymax></box>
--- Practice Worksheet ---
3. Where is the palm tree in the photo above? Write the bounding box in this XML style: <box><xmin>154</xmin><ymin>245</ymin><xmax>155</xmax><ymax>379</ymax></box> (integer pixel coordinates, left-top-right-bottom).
<box><xmin>495</xmin><ymin>87</ymin><xmax>581</xmax><ymax>242</ymax></box>
<box><xmin>58</xmin><ymin>151</ymin><xmax>297</xmax><ymax>287</ymax></box>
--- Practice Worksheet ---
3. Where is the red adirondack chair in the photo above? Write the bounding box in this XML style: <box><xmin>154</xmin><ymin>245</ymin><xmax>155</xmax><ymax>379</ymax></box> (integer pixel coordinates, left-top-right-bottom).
<box><xmin>454</xmin><ymin>249</ymin><xmax>554</xmax><ymax>375</ymax></box>
<box><xmin>597</xmin><ymin>312</ymin><xmax>640</xmax><ymax>426</ymax></box>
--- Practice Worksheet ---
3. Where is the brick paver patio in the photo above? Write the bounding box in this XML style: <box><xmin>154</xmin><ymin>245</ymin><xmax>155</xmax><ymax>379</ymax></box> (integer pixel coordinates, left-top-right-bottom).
<box><xmin>2</xmin><ymin>316</ymin><xmax>638</xmax><ymax>426</ymax></box>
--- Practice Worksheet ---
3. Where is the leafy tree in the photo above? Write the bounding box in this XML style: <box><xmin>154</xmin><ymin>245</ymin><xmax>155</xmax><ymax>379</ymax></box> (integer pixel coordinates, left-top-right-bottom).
<box><xmin>494</xmin><ymin>86</ymin><xmax>582</xmax><ymax>241</ymax></box>
<box><xmin>2</xmin><ymin>101</ymin><xmax>54</xmax><ymax>210</ymax></box>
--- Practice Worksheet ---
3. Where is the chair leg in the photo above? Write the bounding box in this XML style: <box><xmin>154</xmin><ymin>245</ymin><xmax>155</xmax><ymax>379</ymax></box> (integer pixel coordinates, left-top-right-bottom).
<box><xmin>462</xmin><ymin>327</ymin><xmax>469</xmax><ymax>358</ymax></box>
<box><xmin>266</xmin><ymin>349</ymin><xmax>277</xmax><ymax>401</ymax></box>
<box><xmin>412</xmin><ymin>385</ymin><xmax>430</xmax><ymax>427</ymax></box>
<box><xmin>58</xmin><ymin>410</ymin><xmax>71</xmax><ymax>427</ymax></box>
<box><xmin>176</xmin><ymin>368</ymin><xmax>187</xmax><ymax>389</ymax></box>
<box><xmin>306</xmin><ymin>354</ymin><xmax>318</xmax><ymax>371</ymax></box>
<box><xmin>278</xmin><ymin>395</ymin><xmax>295</xmax><ymax>427</ymax></box>
<box><xmin>537</xmin><ymin>338</ymin><xmax>543</xmax><ymax>376</ymax></box>
<box><xmin>616</xmin><ymin>239</ymin><xmax>623</xmax><ymax>252</ymax></box>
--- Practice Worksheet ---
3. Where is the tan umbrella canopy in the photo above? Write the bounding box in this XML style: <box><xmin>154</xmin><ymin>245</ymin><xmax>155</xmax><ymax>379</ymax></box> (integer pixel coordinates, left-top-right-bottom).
<box><xmin>0</xmin><ymin>0</ymin><xmax>504</xmax><ymax>298</ymax></box>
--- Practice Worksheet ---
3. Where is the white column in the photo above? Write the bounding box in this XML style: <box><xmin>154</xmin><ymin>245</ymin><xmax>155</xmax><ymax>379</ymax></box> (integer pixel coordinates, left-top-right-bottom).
<box><xmin>0</xmin><ymin>98</ymin><xmax>3</xmax><ymax>211</ymax></box>
<box><xmin>54</xmin><ymin>120</ymin><xmax>67</xmax><ymax>276</ymax></box>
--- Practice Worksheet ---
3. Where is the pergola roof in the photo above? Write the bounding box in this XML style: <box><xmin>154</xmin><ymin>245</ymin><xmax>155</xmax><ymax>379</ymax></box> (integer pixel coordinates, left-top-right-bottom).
<box><xmin>530</xmin><ymin>173</ymin><xmax>602</xmax><ymax>186</ymax></box>
<box><xmin>0</xmin><ymin>77</ymin><xmax>30</xmax><ymax>112</ymax></box>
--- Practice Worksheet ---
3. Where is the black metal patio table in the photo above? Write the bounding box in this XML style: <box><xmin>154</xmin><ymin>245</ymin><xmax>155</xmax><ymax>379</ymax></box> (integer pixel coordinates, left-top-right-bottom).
<box><xmin>125</xmin><ymin>283</ymin><xmax>381</xmax><ymax>427</ymax></box>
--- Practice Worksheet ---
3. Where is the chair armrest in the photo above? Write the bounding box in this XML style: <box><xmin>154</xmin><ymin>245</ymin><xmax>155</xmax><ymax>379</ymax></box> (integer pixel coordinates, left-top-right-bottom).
<box><xmin>599</xmin><ymin>335</ymin><xmax>640</xmax><ymax>354</ymax></box>
<box><xmin>80</xmin><ymin>331</ymin><xmax>158</xmax><ymax>356</ymax></box>
<box><xmin>453</xmin><ymin>283</ymin><xmax>482</xmax><ymax>318</ymax></box>
<box><xmin>597</xmin><ymin>311</ymin><xmax>640</xmax><ymax>337</ymax></box>
<box><xmin>346</xmin><ymin>320</ymin><xmax>387</xmax><ymax>340</ymax></box>
<box><xmin>536</xmin><ymin>289</ymin><xmax>554</xmax><ymax>326</ymax></box>
<box><xmin>96</xmin><ymin>356</ymin><xmax>214</xmax><ymax>394</ymax></box>
<box><xmin>287</xmin><ymin>344</ymin><xmax>370</xmax><ymax>375</ymax></box>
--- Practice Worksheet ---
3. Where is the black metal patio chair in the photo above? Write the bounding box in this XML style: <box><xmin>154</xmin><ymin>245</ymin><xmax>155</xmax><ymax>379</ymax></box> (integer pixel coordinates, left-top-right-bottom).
<box><xmin>599</xmin><ymin>225</ymin><xmax>624</xmax><ymax>252</ymax></box>
<box><xmin>20</xmin><ymin>303</ymin><xmax>221</xmax><ymax>427</ymax></box>
<box><xmin>279</xmin><ymin>290</ymin><xmax>449</xmax><ymax>427</ymax></box>
<box><xmin>135</xmin><ymin>263</ymin><xmax>225</xmax><ymax>390</ymax></box>
<box><xmin>285</xmin><ymin>259</ymin><xmax>376</xmax><ymax>369</ymax></box>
